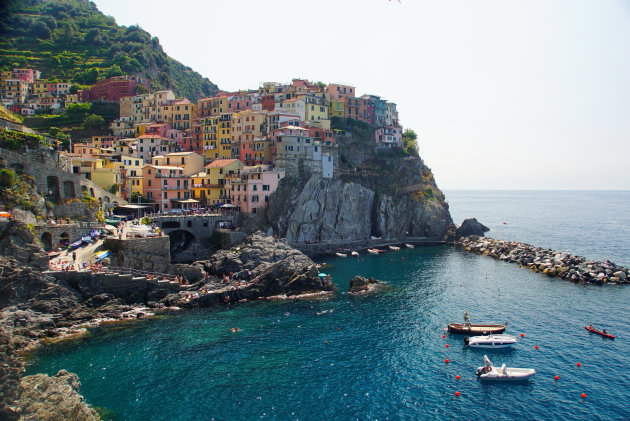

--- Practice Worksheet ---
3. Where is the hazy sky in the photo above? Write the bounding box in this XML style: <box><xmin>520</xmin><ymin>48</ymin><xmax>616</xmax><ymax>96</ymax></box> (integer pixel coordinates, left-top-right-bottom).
<box><xmin>92</xmin><ymin>0</ymin><xmax>630</xmax><ymax>190</ymax></box>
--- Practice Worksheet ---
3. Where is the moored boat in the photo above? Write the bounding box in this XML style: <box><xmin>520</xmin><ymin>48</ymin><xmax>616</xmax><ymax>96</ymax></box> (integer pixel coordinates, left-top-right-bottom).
<box><xmin>585</xmin><ymin>325</ymin><xmax>615</xmax><ymax>339</ymax></box>
<box><xmin>476</xmin><ymin>355</ymin><xmax>535</xmax><ymax>381</ymax></box>
<box><xmin>388</xmin><ymin>245</ymin><xmax>400</xmax><ymax>251</ymax></box>
<box><xmin>351</xmin><ymin>251</ymin><xmax>359</xmax><ymax>257</ymax></box>
<box><xmin>448</xmin><ymin>323</ymin><xmax>507</xmax><ymax>335</ymax></box>
<box><xmin>465</xmin><ymin>334</ymin><xmax>517</xmax><ymax>348</ymax></box>
<box><xmin>405</xmin><ymin>244</ymin><xmax>414</xmax><ymax>248</ymax></box>
<box><xmin>367</xmin><ymin>249</ymin><xmax>380</xmax><ymax>255</ymax></box>
<box><xmin>336</xmin><ymin>252</ymin><xmax>347</xmax><ymax>257</ymax></box>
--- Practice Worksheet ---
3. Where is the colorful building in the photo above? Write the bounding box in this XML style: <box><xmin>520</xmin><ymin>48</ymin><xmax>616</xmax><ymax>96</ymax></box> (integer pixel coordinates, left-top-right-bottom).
<box><xmin>226</xmin><ymin>165</ymin><xmax>285</xmax><ymax>214</ymax></box>
<box><xmin>142</xmin><ymin>165</ymin><xmax>193</xmax><ymax>211</ymax></box>
<box><xmin>192</xmin><ymin>159</ymin><xmax>242</xmax><ymax>206</ymax></box>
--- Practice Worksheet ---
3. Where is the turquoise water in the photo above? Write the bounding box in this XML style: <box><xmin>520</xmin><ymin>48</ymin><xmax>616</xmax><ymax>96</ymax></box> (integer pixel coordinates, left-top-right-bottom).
<box><xmin>26</xmin><ymin>191</ymin><xmax>630</xmax><ymax>420</ymax></box>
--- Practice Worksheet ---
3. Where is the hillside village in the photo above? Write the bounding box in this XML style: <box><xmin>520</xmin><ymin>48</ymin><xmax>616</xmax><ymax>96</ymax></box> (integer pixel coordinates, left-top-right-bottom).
<box><xmin>1</xmin><ymin>69</ymin><xmax>406</xmax><ymax>215</ymax></box>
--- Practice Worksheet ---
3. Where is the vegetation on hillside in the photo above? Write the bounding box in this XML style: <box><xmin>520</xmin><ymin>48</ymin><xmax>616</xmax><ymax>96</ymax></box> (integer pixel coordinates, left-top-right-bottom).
<box><xmin>0</xmin><ymin>104</ymin><xmax>24</xmax><ymax>123</ymax></box>
<box><xmin>0</xmin><ymin>168</ymin><xmax>45</xmax><ymax>215</ymax></box>
<box><xmin>0</xmin><ymin>127</ymin><xmax>47</xmax><ymax>150</ymax></box>
<box><xmin>0</xmin><ymin>0</ymin><xmax>219</xmax><ymax>101</ymax></box>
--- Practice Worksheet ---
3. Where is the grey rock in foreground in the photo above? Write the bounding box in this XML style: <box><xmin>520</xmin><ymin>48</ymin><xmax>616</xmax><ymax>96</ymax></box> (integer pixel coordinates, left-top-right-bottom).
<box><xmin>457</xmin><ymin>236</ymin><xmax>630</xmax><ymax>285</ymax></box>
<box><xmin>16</xmin><ymin>370</ymin><xmax>99</xmax><ymax>421</ymax></box>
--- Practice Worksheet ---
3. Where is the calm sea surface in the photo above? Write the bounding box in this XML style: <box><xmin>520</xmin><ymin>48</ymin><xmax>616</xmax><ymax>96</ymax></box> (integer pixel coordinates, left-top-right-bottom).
<box><xmin>27</xmin><ymin>191</ymin><xmax>630</xmax><ymax>420</ymax></box>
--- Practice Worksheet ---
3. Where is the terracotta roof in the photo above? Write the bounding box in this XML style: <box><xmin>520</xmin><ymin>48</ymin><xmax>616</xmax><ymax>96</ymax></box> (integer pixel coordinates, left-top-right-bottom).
<box><xmin>205</xmin><ymin>159</ymin><xmax>240</xmax><ymax>168</ymax></box>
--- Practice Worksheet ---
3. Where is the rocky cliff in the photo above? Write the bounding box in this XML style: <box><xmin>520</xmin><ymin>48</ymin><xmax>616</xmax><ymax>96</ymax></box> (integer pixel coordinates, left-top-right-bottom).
<box><xmin>266</xmin><ymin>120</ymin><xmax>452</xmax><ymax>242</ymax></box>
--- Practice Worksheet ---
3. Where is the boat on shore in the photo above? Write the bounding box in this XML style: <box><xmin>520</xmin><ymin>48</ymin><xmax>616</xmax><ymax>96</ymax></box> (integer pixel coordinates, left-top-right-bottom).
<box><xmin>448</xmin><ymin>323</ymin><xmax>507</xmax><ymax>335</ymax></box>
<box><xmin>585</xmin><ymin>325</ymin><xmax>615</xmax><ymax>339</ymax></box>
<box><xmin>476</xmin><ymin>355</ymin><xmax>535</xmax><ymax>381</ymax></box>
<box><xmin>465</xmin><ymin>334</ymin><xmax>517</xmax><ymax>348</ymax></box>
<box><xmin>388</xmin><ymin>245</ymin><xmax>400</xmax><ymax>251</ymax></box>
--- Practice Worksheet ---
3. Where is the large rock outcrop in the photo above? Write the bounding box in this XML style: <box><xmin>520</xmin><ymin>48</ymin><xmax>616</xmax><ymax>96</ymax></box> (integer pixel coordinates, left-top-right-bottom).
<box><xmin>16</xmin><ymin>370</ymin><xmax>99</xmax><ymax>421</ymax></box>
<box><xmin>266</xmin><ymin>122</ymin><xmax>452</xmax><ymax>242</ymax></box>
<box><xmin>201</xmin><ymin>233</ymin><xmax>335</xmax><ymax>296</ymax></box>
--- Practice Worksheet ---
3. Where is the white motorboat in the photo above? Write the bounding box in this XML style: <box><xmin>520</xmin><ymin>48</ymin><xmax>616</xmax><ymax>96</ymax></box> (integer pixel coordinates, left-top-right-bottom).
<box><xmin>367</xmin><ymin>249</ymin><xmax>380</xmax><ymax>255</ymax></box>
<box><xmin>405</xmin><ymin>244</ymin><xmax>414</xmax><ymax>248</ymax></box>
<box><xmin>351</xmin><ymin>251</ymin><xmax>359</xmax><ymax>257</ymax></box>
<box><xmin>476</xmin><ymin>355</ymin><xmax>536</xmax><ymax>381</ymax></box>
<box><xmin>465</xmin><ymin>334</ymin><xmax>518</xmax><ymax>349</ymax></box>
<box><xmin>335</xmin><ymin>252</ymin><xmax>347</xmax><ymax>257</ymax></box>
<box><xmin>388</xmin><ymin>245</ymin><xmax>400</xmax><ymax>251</ymax></box>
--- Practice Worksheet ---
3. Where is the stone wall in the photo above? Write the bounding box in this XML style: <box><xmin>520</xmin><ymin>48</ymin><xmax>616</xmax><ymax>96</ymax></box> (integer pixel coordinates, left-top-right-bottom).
<box><xmin>0</xmin><ymin>147</ymin><xmax>124</xmax><ymax>209</ymax></box>
<box><xmin>105</xmin><ymin>236</ymin><xmax>171</xmax><ymax>273</ymax></box>
<box><xmin>33</xmin><ymin>222</ymin><xmax>101</xmax><ymax>251</ymax></box>
<box><xmin>45</xmin><ymin>269</ymin><xmax>180</xmax><ymax>294</ymax></box>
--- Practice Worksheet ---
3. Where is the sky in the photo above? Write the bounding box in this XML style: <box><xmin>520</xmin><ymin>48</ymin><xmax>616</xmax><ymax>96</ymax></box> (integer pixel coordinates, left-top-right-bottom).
<box><xmin>92</xmin><ymin>0</ymin><xmax>630</xmax><ymax>190</ymax></box>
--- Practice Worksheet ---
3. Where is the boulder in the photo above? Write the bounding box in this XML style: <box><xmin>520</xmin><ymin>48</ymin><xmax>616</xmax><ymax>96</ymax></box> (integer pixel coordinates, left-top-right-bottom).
<box><xmin>454</xmin><ymin>218</ymin><xmax>489</xmax><ymax>239</ymax></box>
<box><xmin>348</xmin><ymin>275</ymin><xmax>384</xmax><ymax>295</ymax></box>
<box><xmin>16</xmin><ymin>370</ymin><xmax>99</xmax><ymax>421</ymax></box>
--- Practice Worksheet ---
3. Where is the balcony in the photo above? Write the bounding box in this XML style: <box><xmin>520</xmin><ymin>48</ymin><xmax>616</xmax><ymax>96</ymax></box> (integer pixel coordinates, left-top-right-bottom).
<box><xmin>154</xmin><ymin>173</ymin><xmax>184</xmax><ymax>178</ymax></box>
<box><xmin>161</xmin><ymin>185</ymin><xmax>191</xmax><ymax>190</ymax></box>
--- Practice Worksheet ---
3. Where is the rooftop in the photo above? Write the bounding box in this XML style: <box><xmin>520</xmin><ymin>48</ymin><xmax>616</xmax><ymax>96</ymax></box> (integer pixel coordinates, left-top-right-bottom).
<box><xmin>205</xmin><ymin>159</ymin><xmax>240</xmax><ymax>168</ymax></box>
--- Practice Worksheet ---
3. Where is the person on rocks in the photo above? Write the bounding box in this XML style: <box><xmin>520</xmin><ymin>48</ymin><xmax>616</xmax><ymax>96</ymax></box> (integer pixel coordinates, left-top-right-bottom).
<box><xmin>72</xmin><ymin>251</ymin><xmax>77</xmax><ymax>262</ymax></box>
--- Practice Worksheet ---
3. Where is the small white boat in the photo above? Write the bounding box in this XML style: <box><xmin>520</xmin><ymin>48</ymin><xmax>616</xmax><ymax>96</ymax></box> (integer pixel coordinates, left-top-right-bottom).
<box><xmin>351</xmin><ymin>251</ymin><xmax>359</xmax><ymax>257</ymax></box>
<box><xmin>465</xmin><ymin>334</ymin><xmax>518</xmax><ymax>349</ymax></box>
<box><xmin>476</xmin><ymin>355</ymin><xmax>535</xmax><ymax>381</ymax></box>
<box><xmin>335</xmin><ymin>252</ymin><xmax>347</xmax><ymax>257</ymax></box>
<box><xmin>388</xmin><ymin>245</ymin><xmax>400</xmax><ymax>251</ymax></box>
<box><xmin>367</xmin><ymin>249</ymin><xmax>380</xmax><ymax>255</ymax></box>
<box><xmin>405</xmin><ymin>244</ymin><xmax>414</xmax><ymax>249</ymax></box>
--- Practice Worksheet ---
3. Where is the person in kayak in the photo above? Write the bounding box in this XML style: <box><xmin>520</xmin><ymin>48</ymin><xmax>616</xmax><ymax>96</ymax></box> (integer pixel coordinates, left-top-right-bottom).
<box><xmin>602</xmin><ymin>329</ymin><xmax>607</xmax><ymax>334</ymax></box>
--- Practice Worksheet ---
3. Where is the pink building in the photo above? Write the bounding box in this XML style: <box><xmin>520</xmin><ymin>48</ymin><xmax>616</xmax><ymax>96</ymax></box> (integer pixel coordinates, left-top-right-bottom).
<box><xmin>142</xmin><ymin>165</ymin><xmax>194</xmax><ymax>211</ymax></box>
<box><xmin>227</xmin><ymin>165</ymin><xmax>285</xmax><ymax>214</ymax></box>
<box><xmin>227</xmin><ymin>94</ymin><xmax>254</xmax><ymax>113</ymax></box>
<box><xmin>12</xmin><ymin>68</ymin><xmax>41</xmax><ymax>83</ymax></box>
<box><xmin>326</xmin><ymin>84</ymin><xmax>355</xmax><ymax>100</ymax></box>
<box><xmin>375</xmin><ymin>126</ymin><xmax>403</xmax><ymax>148</ymax></box>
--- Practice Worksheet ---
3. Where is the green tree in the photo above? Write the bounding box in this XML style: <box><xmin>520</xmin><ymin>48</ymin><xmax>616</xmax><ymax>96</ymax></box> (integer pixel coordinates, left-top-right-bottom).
<box><xmin>66</xmin><ymin>102</ymin><xmax>91</xmax><ymax>115</ymax></box>
<box><xmin>402</xmin><ymin>129</ymin><xmax>419</xmax><ymax>157</ymax></box>
<box><xmin>104</xmin><ymin>64</ymin><xmax>124</xmax><ymax>78</ymax></box>
<box><xmin>0</xmin><ymin>169</ymin><xmax>16</xmax><ymax>189</ymax></box>
<box><xmin>31</xmin><ymin>21</ymin><xmax>52</xmax><ymax>39</ymax></box>
<box><xmin>82</xmin><ymin>114</ymin><xmax>105</xmax><ymax>129</ymax></box>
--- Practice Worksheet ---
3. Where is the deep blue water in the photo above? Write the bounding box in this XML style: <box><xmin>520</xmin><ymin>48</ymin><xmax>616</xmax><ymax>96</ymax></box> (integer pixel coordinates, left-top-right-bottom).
<box><xmin>446</xmin><ymin>190</ymin><xmax>630</xmax><ymax>267</ymax></box>
<box><xmin>26</xmin><ymin>191</ymin><xmax>630</xmax><ymax>420</ymax></box>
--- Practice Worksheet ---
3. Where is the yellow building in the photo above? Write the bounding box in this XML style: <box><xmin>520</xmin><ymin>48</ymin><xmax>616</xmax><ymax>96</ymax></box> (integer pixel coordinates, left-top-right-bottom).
<box><xmin>197</xmin><ymin>96</ymin><xmax>228</xmax><ymax>117</ymax></box>
<box><xmin>192</xmin><ymin>159</ymin><xmax>242</xmax><ymax>205</ymax></box>
<box><xmin>163</xmin><ymin>101</ymin><xmax>197</xmax><ymax>130</ymax></box>
<box><xmin>90</xmin><ymin>159</ymin><xmax>124</xmax><ymax>197</ymax></box>
<box><xmin>120</xmin><ymin>155</ymin><xmax>145</xmax><ymax>198</ymax></box>
<box><xmin>302</xmin><ymin>95</ymin><xmax>329</xmax><ymax>123</ymax></box>
<box><xmin>151</xmin><ymin>152</ymin><xmax>204</xmax><ymax>176</ymax></box>
<box><xmin>32</xmin><ymin>81</ymin><xmax>49</xmax><ymax>95</ymax></box>
<box><xmin>217</xmin><ymin>113</ymin><xmax>233</xmax><ymax>159</ymax></box>
<box><xmin>329</xmin><ymin>100</ymin><xmax>345</xmax><ymax>118</ymax></box>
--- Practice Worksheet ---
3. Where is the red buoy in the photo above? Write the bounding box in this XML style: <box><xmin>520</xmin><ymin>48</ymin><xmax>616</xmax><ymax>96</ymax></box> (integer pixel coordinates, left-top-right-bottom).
<box><xmin>337</xmin><ymin>328</ymin><xmax>341</xmax><ymax>331</ymax></box>
<box><xmin>535</xmin><ymin>345</ymin><xmax>539</xmax><ymax>349</ymax></box>
<box><xmin>520</xmin><ymin>333</ymin><xmax>525</xmax><ymax>337</ymax></box>
<box><xmin>455</xmin><ymin>391</ymin><xmax>460</xmax><ymax>397</ymax></box>
<box><xmin>581</xmin><ymin>393</ymin><xmax>587</xmax><ymax>399</ymax></box>
<box><xmin>554</xmin><ymin>375</ymin><xmax>560</xmax><ymax>380</ymax></box>
<box><xmin>445</xmin><ymin>344</ymin><xmax>450</xmax><ymax>348</ymax></box>
<box><xmin>442</xmin><ymin>335</ymin><xmax>446</xmax><ymax>338</ymax></box>
<box><xmin>444</xmin><ymin>358</ymin><xmax>450</xmax><ymax>364</ymax></box>
<box><xmin>455</xmin><ymin>375</ymin><xmax>461</xmax><ymax>380</ymax></box>
<box><xmin>576</xmin><ymin>362</ymin><xmax>582</xmax><ymax>367</ymax></box>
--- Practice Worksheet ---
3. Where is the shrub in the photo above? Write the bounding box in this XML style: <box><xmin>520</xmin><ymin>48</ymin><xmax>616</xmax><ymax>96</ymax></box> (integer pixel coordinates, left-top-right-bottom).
<box><xmin>0</xmin><ymin>169</ymin><xmax>16</xmax><ymax>188</ymax></box>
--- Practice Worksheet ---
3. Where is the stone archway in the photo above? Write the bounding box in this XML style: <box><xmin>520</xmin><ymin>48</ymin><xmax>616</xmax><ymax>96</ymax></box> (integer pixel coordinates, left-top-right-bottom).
<box><xmin>60</xmin><ymin>232</ymin><xmax>70</xmax><ymax>246</ymax></box>
<box><xmin>167</xmin><ymin>229</ymin><xmax>196</xmax><ymax>253</ymax></box>
<box><xmin>10</xmin><ymin>163</ymin><xmax>24</xmax><ymax>174</ymax></box>
<box><xmin>63</xmin><ymin>180</ymin><xmax>75</xmax><ymax>199</ymax></box>
<box><xmin>47</xmin><ymin>175</ymin><xmax>60</xmax><ymax>202</ymax></box>
<box><xmin>161</xmin><ymin>221</ymin><xmax>181</xmax><ymax>229</ymax></box>
<box><xmin>40</xmin><ymin>232</ymin><xmax>53</xmax><ymax>251</ymax></box>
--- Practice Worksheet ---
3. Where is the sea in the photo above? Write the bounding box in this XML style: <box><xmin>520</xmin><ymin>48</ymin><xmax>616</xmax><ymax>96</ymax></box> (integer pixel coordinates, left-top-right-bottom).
<box><xmin>26</xmin><ymin>190</ymin><xmax>630</xmax><ymax>420</ymax></box>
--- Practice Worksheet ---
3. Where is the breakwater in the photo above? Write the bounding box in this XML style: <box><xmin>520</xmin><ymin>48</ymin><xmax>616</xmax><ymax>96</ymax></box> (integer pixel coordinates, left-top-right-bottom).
<box><xmin>456</xmin><ymin>236</ymin><xmax>630</xmax><ymax>284</ymax></box>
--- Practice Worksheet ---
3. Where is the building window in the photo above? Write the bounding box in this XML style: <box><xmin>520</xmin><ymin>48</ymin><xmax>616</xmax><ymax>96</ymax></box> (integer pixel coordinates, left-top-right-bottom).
<box><xmin>263</xmin><ymin>185</ymin><xmax>269</xmax><ymax>191</ymax></box>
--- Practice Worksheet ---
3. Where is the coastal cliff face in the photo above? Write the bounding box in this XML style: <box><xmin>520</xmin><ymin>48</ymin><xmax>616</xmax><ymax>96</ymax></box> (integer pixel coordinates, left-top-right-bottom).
<box><xmin>266</xmin><ymin>121</ymin><xmax>452</xmax><ymax>242</ymax></box>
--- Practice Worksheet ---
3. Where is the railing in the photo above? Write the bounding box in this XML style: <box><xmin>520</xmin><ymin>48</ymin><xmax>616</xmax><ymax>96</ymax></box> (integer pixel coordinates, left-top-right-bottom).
<box><xmin>107</xmin><ymin>266</ymin><xmax>178</xmax><ymax>281</ymax></box>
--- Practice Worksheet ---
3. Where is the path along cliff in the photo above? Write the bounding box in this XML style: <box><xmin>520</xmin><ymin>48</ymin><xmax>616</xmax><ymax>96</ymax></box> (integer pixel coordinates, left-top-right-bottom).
<box><xmin>266</xmin><ymin>119</ymin><xmax>453</xmax><ymax>244</ymax></box>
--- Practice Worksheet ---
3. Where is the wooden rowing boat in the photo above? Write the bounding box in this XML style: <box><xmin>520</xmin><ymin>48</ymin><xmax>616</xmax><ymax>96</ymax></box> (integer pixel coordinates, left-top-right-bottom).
<box><xmin>447</xmin><ymin>323</ymin><xmax>507</xmax><ymax>335</ymax></box>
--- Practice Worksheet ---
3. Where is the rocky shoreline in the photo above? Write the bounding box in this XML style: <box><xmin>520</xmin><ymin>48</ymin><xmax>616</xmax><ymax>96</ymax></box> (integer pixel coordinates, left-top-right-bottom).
<box><xmin>456</xmin><ymin>236</ymin><xmax>630</xmax><ymax>284</ymax></box>
<box><xmin>0</xmin><ymin>225</ymin><xmax>335</xmax><ymax>420</ymax></box>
